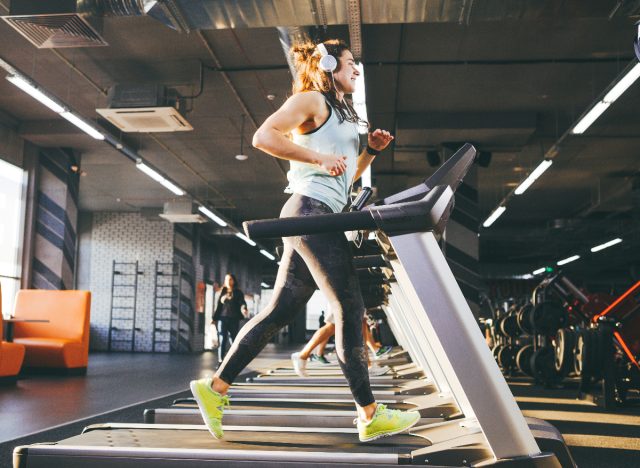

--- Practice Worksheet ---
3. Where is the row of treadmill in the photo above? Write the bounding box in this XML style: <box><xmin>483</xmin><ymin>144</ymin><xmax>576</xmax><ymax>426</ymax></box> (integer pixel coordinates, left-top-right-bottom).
<box><xmin>13</xmin><ymin>144</ymin><xmax>576</xmax><ymax>467</ymax></box>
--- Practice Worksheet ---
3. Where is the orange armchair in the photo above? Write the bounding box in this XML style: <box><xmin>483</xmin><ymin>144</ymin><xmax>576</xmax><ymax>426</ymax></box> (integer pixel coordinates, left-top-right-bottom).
<box><xmin>1</xmin><ymin>316</ymin><xmax>26</xmax><ymax>383</ymax></box>
<box><xmin>12</xmin><ymin>290</ymin><xmax>91</xmax><ymax>373</ymax></box>
<box><xmin>0</xmin><ymin>284</ymin><xmax>26</xmax><ymax>383</ymax></box>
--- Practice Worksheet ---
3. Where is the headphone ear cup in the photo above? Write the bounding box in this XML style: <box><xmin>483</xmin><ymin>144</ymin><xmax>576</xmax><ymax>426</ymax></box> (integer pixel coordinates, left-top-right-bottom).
<box><xmin>319</xmin><ymin>54</ymin><xmax>338</xmax><ymax>73</ymax></box>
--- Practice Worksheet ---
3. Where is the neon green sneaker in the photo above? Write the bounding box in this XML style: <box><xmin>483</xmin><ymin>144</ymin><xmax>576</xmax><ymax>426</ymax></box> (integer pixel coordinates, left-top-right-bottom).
<box><xmin>190</xmin><ymin>378</ymin><xmax>230</xmax><ymax>439</ymax></box>
<box><xmin>356</xmin><ymin>404</ymin><xmax>420</xmax><ymax>442</ymax></box>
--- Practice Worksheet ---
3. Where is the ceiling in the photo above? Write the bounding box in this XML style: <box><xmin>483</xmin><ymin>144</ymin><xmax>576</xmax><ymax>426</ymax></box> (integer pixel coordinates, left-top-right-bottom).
<box><xmin>0</xmin><ymin>0</ymin><xmax>638</xmax><ymax>283</ymax></box>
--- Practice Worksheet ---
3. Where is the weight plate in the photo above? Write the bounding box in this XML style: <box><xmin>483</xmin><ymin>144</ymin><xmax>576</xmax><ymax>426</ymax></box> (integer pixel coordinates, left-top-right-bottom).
<box><xmin>530</xmin><ymin>346</ymin><xmax>560</xmax><ymax>384</ymax></box>
<box><xmin>554</xmin><ymin>328</ymin><xmax>576</xmax><ymax>374</ymax></box>
<box><xmin>516</xmin><ymin>344</ymin><xmax>535</xmax><ymax>376</ymax></box>
<box><xmin>492</xmin><ymin>344</ymin><xmax>504</xmax><ymax>360</ymax></box>
<box><xmin>498</xmin><ymin>345</ymin><xmax>518</xmax><ymax>370</ymax></box>
<box><xmin>500</xmin><ymin>313</ymin><xmax>520</xmax><ymax>338</ymax></box>
<box><xmin>517</xmin><ymin>304</ymin><xmax>534</xmax><ymax>334</ymax></box>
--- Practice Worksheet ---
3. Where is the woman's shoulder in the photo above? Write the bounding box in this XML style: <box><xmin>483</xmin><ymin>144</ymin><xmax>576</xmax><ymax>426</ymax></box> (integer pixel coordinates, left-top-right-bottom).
<box><xmin>289</xmin><ymin>90</ymin><xmax>326</xmax><ymax>108</ymax></box>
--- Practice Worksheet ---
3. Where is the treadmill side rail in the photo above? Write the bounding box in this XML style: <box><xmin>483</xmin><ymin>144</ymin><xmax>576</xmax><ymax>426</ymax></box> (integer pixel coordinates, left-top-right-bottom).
<box><xmin>388</xmin><ymin>231</ymin><xmax>541</xmax><ymax>460</ymax></box>
<box><xmin>13</xmin><ymin>444</ymin><xmax>402</xmax><ymax>467</ymax></box>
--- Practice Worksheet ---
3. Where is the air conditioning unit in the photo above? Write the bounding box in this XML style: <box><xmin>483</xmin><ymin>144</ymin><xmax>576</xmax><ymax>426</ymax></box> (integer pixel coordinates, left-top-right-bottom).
<box><xmin>159</xmin><ymin>201</ymin><xmax>206</xmax><ymax>224</ymax></box>
<box><xmin>96</xmin><ymin>84</ymin><xmax>193</xmax><ymax>133</ymax></box>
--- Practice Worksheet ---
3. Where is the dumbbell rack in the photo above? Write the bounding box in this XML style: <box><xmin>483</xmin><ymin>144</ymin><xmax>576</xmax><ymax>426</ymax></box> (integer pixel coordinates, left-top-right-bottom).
<box><xmin>108</xmin><ymin>261</ymin><xmax>143</xmax><ymax>352</ymax></box>
<box><xmin>491</xmin><ymin>305</ymin><xmax>522</xmax><ymax>376</ymax></box>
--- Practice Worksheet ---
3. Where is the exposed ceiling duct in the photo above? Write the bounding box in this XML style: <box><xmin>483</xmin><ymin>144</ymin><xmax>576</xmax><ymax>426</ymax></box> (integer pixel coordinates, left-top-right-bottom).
<box><xmin>136</xmin><ymin>0</ymin><xmax>640</xmax><ymax>30</ymax></box>
<box><xmin>1</xmin><ymin>0</ymin><xmax>193</xmax><ymax>48</ymax></box>
<box><xmin>6</xmin><ymin>0</ymin><xmax>637</xmax><ymax>50</ymax></box>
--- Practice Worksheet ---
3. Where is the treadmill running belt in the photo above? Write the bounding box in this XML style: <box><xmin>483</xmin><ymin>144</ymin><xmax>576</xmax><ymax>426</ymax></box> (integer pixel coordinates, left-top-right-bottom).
<box><xmin>59</xmin><ymin>426</ymin><xmax>426</xmax><ymax>453</ymax></box>
<box><xmin>173</xmin><ymin>400</ymin><xmax>416</xmax><ymax>411</ymax></box>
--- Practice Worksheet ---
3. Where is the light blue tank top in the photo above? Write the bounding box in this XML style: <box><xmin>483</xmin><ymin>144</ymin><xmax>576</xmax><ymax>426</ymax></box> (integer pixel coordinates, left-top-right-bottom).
<box><xmin>285</xmin><ymin>94</ymin><xmax>360</xmax><ymax>213</ymax></box>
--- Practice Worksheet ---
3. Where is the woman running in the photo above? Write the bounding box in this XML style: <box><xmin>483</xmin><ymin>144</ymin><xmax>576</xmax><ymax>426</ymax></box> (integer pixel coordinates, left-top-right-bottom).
<box><xmin>190</xmin><ymin>39</ymin><xmax>420</xmax><ymax>442</ymax></box>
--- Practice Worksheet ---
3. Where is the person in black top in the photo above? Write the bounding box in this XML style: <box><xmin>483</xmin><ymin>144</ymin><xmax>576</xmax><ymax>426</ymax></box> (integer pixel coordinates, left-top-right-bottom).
<box><xmin>213</xmin><ymin>274</ymin><xmax>248</xmax><ymax>360</ymax></box>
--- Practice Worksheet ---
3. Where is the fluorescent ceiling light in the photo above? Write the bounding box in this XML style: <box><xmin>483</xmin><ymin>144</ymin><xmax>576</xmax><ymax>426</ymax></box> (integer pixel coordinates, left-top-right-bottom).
<box><xmin>236</xmin><ymin>232</ymin><xmax>256</xmax><ymax>247</ymax></box>
<box><xmin>157</xmin><ymin>178</ymin><xmax>184</xmax><ymax>196</ymax></box>
<box><xmin>6</xmin><ymin>75</ymin><xmax>65</xmax><ymax>113</ymax></box>
<box><xmin>557</xmin><ymin>255</ymin><xmax>580</xmax><ymax>266</ymax></box>
<box><xmin>532</xmin><ymin>267</ymin><xmax>547</xmax><ymax>275</ymax></box>
<box><xmin>571</xmin><ymin>101</ymin><xmax>611</xmax><ymax>135</ymax></box>
<box><xmin>260</xmin><ymin>282</ymin><xmax>270</xmax><ymax>288</ymax></box>
<box><xmin>198</xmin><ymin>206</ymin><xmax>227</xmax><ymax>227</ymax></box>
<box><xmin>482</xmin><ymin>206</ymin><xmax>506</xmax><ymax>228</ymax></box>
<box><xmin>260</xmin><ymin>249</ymin><xmax>276</xmax><ymax>261</ymax></box>
<box><xmin>514</xmin><ymin>160</ymin><xmax>553</xmax><ymax>195</ymax></box>
<box><xmin>603</xmin><ymin>63</ymin><xmax>640</xmax><ymax>104</ymax></box>
<box><xmin>136</xmin><ymin>161</ymin><xmax>165</xmax><ymax>183</ymax></box>
<box><xmin>352</xmin><ymin>63</ymin><xmax>368</xmax><ymax>135</ymax></box>
<box><xmin>60</xmin><ymin>111</ymin><xmax>105</xmax><ymax>140</ymax></box>
<box><xmin>136</xmin><ymin>161</ymin><xmax>184</xmax><ymax>196</ymax></box>
<box><xmin>571</xmin><ymin>62</ymin><xmax>640</xmax><ymax>135</ymax></box>
<box><xmin>590</xmin><ymin>237</ymin><xmax>622</xmax><ymax>253</ymax></box>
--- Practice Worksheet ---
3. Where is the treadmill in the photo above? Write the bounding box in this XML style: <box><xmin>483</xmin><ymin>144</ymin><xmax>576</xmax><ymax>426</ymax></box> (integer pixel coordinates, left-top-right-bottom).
<box><xmin>146</xmin><ymin>239</ymin><xmax>460</xmax><ymax>425</ymax></box>
<box><xmin>14</xmin><ymin>144</ymin><xmax>572</xmax><ymax>467</ymax></box>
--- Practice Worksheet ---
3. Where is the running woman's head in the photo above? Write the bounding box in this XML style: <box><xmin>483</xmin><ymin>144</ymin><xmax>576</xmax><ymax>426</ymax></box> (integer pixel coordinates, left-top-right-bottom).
<box><xmin>291</xmin><ymin>39</ymin><xmax>366</xmax><ymax>126</ymax></box>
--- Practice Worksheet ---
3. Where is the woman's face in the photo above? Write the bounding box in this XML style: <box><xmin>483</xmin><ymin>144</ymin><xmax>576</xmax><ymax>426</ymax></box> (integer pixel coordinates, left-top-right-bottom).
<box><xmin>332</xmin><ymin>49</ymin><xmax>359</xmax><ymax>95</ymax></box>
<box><xmin>225</xmin><ymin>275</ymin><xmax>235</xmax><ymax>289</ymax></box>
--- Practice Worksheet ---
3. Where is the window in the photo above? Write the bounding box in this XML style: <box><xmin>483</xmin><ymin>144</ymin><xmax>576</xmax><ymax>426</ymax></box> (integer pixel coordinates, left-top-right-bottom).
<box><xmin>0</xmin><ymin>159</ymin><xmax>26</xmax><ymax>317</ymax></box>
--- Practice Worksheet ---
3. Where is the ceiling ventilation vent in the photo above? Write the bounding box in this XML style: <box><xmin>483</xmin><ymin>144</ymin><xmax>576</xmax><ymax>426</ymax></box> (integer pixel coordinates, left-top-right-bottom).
<box><xmin>2</xmin><ymin>0</ymin><xmax>147</xmax><ymax>49</ymax></box>
<box><xmin>159</xmin><ymin>201</ymin><xmax>206</xmax><ymax>224</ymax></box>
<box><xmin>3</xmin><ymin>13</ymin><xmax>106</xmax><ymax>48</ymax></box>
<box><xmin>96</xmin><ymin>84</ymin><xmax>193</xmax><ymax>133</ymax></box>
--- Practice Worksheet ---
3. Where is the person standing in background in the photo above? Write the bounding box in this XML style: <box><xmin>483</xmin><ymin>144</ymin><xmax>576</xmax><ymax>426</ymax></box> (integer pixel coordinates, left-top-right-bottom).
<box><xmin>213</xmin><ymin>274</ymin><xmax>248</xmax><ymax>360</ymax></box>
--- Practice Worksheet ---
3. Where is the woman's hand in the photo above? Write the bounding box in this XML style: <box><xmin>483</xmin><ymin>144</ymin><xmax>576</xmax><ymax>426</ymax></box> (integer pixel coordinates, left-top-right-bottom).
<box><xmin>368</xmin><ymin>129</ymin><xmax>394</xmax><ymax>152</ymax></box>
<box><xmin>318</xmin><ymin>152</ymin><xmax>347</xmax><ymax>176</ymax></box>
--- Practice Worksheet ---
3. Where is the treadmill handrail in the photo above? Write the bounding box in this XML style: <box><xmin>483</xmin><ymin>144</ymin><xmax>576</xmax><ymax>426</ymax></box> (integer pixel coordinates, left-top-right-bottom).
<box><xmin>380</xmin><ymin>143</ymin><xmax>476</xmax><ymax>206</ymax></box>
<box><xmin>244</xmin><ymin>185</ymin><xmax>453</xmax><ymax>240</ymax></box>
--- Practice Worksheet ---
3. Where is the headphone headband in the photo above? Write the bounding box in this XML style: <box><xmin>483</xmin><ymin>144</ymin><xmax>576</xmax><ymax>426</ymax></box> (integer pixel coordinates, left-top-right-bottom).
<box><xmin>317</xmin><ymin>43</ymin><xmax>329</xmax><ymax>57</ymax></box>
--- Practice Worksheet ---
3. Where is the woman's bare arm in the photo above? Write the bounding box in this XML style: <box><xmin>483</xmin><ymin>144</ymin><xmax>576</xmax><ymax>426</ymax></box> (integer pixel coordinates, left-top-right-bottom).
<box><xmin>253</xmin><ymin>92</ymin><xmax>347</xmax><ymax>176</ymax></box>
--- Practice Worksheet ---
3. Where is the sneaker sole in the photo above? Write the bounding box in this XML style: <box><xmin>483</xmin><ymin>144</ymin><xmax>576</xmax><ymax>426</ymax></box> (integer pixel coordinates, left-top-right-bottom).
<box><xmin>359</xmin><ymin>414</ymin><xmax>421</xmax><ymax>442</ymax></box>
<box><xmin>189</xmin><ymin>381</ymin><xmax>223</xmax><ymax>440</ymax></box>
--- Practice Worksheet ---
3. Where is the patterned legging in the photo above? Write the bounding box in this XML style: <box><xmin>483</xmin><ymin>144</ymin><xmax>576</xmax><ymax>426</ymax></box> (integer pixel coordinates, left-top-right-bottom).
<box><xmin>216</xmin><ymin>194</ymin><xmax>374</xmax><ymax>406</ymax></box>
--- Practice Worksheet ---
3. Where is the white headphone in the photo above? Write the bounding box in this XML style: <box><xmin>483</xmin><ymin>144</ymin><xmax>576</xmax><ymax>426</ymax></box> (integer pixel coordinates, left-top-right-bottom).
<box><xmin>317</xmin><ymin>43</ymin><xmax>337</xmax><ymax>73</ymax></box>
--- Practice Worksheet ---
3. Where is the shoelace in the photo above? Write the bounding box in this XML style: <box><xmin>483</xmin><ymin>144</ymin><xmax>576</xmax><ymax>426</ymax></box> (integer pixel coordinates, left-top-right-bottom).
<box><xmin>217</xmin><ymin>395</ymin><xmax>231</xmax><ymax>412</ymax></box>
<box><xmin>353</xmin><ymin>404</ymin><xmax>393</xmax><ymax>425</ymax></box>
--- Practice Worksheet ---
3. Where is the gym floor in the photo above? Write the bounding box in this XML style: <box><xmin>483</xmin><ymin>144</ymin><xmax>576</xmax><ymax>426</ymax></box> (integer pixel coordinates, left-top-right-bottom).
<box><xmin>1</xmin><ymin>346</ymin><xmax>638</xmax><ymax>467</ymax></box>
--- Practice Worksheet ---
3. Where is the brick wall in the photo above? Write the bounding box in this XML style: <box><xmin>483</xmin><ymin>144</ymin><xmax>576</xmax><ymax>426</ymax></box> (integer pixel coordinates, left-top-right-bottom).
<box><xmin>88</xmin><ymin>212</ymin><xmax>174</xmax><ymax>351</ymax></box>
<box><xmin>85</xmin><ymin>212</ymin><xmax>270</xmax><ymax>353</ymax></box>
